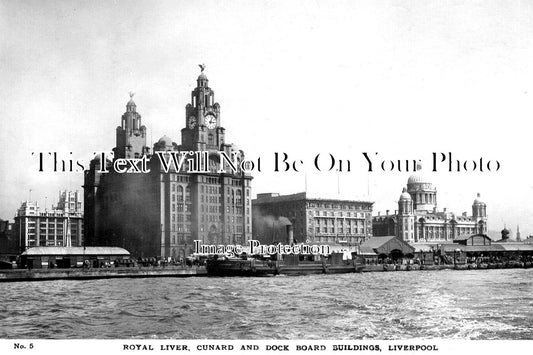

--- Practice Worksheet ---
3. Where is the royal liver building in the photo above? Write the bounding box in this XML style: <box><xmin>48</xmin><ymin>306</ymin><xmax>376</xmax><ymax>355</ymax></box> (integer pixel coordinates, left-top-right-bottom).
<box><xmin>84</xmin><ymin>67</ymin><xmax>252</xmax><ymax>259</ymax></box>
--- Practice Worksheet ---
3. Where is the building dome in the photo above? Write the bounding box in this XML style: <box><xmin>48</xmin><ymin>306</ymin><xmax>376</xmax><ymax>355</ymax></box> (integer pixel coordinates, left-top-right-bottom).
<box><xmin>399</xmin><ymin>187</ymin><xmax>412</xmax><ymax>201</ymax></box>
<box><xmin>473</xmin><ymin>193</ymin><xmax>485</xmax><ymax>205</ymax></box>
<box><xmin>126</xmin><ymin>92</ymin><xmax>136</xmax><ymax>106</ymax></box>
<box><xmin>407</xmin><ymin>172</ymin><xmax>432</xmax><ymax>185</ymax></box>
<box><xmin>126</xmin><ymin>92</ymin><xmax>137</xmax><ymax>112</ymax></box>
<box><xmin>408</xmin><ymin>163</ymin><xmax>431</xmax><ymax>184</ymax></box>
<box><xmin>198</xmin><ymin>72</ymin><xmax>207</xmax><ymax>81</ymax></box>
<box><xmin>158</xmin><ymin>135</ymin><xmax>173</xmax><ymax>146</ymax></box>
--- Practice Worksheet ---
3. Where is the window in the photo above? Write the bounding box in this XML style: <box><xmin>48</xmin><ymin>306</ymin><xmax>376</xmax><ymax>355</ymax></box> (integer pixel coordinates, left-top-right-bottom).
<box><xmin>177</xmin><ymin>186</ymin><xmax>184</xmax><ymax>202</ymax></box>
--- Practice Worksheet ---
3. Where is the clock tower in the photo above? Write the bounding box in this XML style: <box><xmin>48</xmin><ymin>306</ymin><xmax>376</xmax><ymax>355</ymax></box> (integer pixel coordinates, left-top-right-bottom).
<box><xmin>85</xmin><ymin>66</ymin><xmax>253</xmax><ymax>260</ymax></box>
<box><xmin>181</xmin><ymin>65</ymin><xmax>225</xmax><ymax>151</ymax></box>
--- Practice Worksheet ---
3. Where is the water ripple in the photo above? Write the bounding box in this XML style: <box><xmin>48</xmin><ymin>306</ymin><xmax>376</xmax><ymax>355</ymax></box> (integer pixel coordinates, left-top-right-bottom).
<box><xmin>0</xmin><ymin>269</ymin><xmax>531</xmax><ymax>339</ymax></box>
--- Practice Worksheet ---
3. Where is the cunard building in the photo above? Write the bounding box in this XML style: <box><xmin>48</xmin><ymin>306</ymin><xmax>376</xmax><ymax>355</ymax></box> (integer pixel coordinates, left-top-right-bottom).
<box><xmin>253</xmin><ymin>192</ymin><xmax>374</xmax><ymax>247</ymax></box>
<box><xmin>372</xmin><ymin>170</ymin><xmax>487</xmax><ymax>243</ymax></box>
<box><xmin>84</xmin><ymin>67</ymin><xmax>252</xmax><ymax>259</ymax></box>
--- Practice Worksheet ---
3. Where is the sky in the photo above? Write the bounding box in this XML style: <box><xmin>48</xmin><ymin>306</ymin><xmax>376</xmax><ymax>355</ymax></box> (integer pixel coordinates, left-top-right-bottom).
<box><xmin>1</xmin><ymin>0</ymin><xmax>533</xmax><ymax>237</ymax></box>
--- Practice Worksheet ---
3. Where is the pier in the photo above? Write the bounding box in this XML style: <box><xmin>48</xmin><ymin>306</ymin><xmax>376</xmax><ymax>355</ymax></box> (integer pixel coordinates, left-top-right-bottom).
<box><xmin>0</xmin><ymin>266</ymin><xmax>207</xmax><ymax>282</ymax></box>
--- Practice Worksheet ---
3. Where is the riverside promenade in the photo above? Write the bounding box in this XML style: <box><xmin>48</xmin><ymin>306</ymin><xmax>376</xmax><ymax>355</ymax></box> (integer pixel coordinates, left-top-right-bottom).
<box><xmin>0</xmin><ymin>266</ymin><xmax>207</xmax><ymax>282</ymax></box>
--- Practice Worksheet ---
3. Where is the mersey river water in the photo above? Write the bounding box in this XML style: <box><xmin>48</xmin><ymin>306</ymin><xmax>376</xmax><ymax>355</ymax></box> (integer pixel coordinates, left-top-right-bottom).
<box><xmin>0</xmin><ymin>269</ymin><xmax>532</xmax><ymax>339</ymax></box>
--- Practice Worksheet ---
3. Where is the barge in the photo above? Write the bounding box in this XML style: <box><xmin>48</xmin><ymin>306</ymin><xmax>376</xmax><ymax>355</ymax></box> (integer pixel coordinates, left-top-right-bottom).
<box><xmin>206</xmin><ymin>253</ymin><xmax>364</xmax><ymax>276</ymax></box>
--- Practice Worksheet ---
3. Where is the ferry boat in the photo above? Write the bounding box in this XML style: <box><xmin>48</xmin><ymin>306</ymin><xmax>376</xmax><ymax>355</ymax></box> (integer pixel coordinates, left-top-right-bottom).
<box><xmin>206</xmin><ymin>253</ymin><xmax>363</xmax><ymax>276</ymax></box>
<box><xmin>205</xmin><ymin>256</ymin><xmax>279</xmax><ymax>276</ymax></box>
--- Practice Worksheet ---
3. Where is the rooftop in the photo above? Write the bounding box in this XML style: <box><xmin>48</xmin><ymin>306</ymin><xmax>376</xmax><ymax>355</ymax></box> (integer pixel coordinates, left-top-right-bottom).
<box><xmin>21</xmin><ymin>247</ymin><xmax>130</xmax><ymax>256</ymax></box>
<box><xmin>253</xmin><ymin>192</ymin><xmax>373</xmax><ymax>205</ymax></box>
<box><xmin>453</xmin><ymin>234</ymin><xmax>492</xmax><ymax>242</ymax></box>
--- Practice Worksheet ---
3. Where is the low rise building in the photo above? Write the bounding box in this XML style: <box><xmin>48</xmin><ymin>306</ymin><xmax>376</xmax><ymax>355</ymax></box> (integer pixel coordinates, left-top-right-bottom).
<box><xmin>13</xmin><ymin>190</ymin><xmax>84</xmax><ymax>252</ymax></box>
<box><xmin>19</xmin><ymin>246</ymin><xmax>130</xmax><ymax>269</ymax></box>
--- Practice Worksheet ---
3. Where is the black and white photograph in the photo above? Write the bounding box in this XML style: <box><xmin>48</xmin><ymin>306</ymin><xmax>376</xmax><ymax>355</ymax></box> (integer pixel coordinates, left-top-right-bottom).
<box><xmin>0</xmin><ymin>0</ymin><xmax>532</xmax><ymax>353</ymax></box>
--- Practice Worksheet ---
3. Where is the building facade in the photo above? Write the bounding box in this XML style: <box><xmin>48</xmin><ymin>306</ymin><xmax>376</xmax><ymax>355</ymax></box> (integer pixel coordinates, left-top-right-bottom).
<box><xmin>13</xmin><ymin>190</ymin><xmax>84</xmax><ymax>252</ymax></box>
<box><xmin>252</xmin><ymin>192</ymin><xmax>374</xmax><ymax>247</ymax></box>
<box><xmin>0</xmin><ymin>219</ymin><xmax>16</xmax><ymax>255</ymax></box>
<box><xmin>84</xmin><ymin>68</ymin><xmax>252</xmax><ymax>259</ymax></box>
<box><xmin>373</xmin><ymin>172</ymin><xmax>487</xmax><ymax>243</ymax></box>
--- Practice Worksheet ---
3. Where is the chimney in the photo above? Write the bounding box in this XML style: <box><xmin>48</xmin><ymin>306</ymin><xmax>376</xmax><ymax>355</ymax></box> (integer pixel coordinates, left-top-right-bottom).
<box><xmin>286</xmin><ymin>224</ymin><xmax>294</xmax><ymax>245</ymax></box>
<box><xmin>386</xmin><ymin>210</ymin><xmax>389</xmax><ymax>216</ymax></box>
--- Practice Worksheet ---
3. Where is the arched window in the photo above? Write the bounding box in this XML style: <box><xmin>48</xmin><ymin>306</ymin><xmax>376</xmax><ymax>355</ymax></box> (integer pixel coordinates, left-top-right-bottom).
<box><xmin>208</xmin><ymin>133</ymin><xmax>214</xmax><ymax>145</ymax></box>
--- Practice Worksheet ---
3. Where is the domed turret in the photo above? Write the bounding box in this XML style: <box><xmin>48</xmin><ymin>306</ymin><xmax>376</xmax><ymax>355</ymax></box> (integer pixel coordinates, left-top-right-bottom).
<box><xmin>115</xmin><ymin>92</ymin><xmax>147</xmax><ymax>159</ymax></box>
<box><xmin>399</xmin><ymin>187</ymin><xmax>412</xmax><ymax>201</ymax></box>
<box><xmin>473</xmin><ymin>192</ymin><xmax>485</xmax><ymax>205</ymax></box>
<box><xmin>398</xmin><ymin>187</ymin><xmax>413</xmax><ymax>217</ymax></box>
<box><xmin>197</xmin><ymin>64</ymin><xmax>208</xmax><ymax>87</ymax></box>
<box><xmin>158</xmin><ymin>135</ymin><xmax>173</xmax><ymax>146</ymax></box>
<box><xmin>198</xmin><ymin>72</ymin><xmax>207</xmax><ymax>81</ymax></box>
<box><xmin>407</xmin><ymin>163</ymin><xmax>431</xmax><ymax>185</ymax></box>
<box><xmin>126</xmin><ymin>92</ymin><xmax>136</xmax><ymax>112</ymax></box>
<box><xmin>154</xmin><ymin>135</ymin><xmax>174</xmax><ymax>152</ymax></box>
<box><xmin>407</xmin><ymin>173</ymin><xmax>431</xmax><ymax>185</ymax></box>
<box><xmin>406</xmin><ymin>164</ymin><xmax>437</xmax><ymax>212</ymax></box>
<box><xmin>397</xmin><ymin>187</ymin><xmax>414</xmax><ymax>242</ymax></box>
<box><xmin>472</xmin><ymin>192</ymin><xmax>487</xmax><ymax>219</ymax></box>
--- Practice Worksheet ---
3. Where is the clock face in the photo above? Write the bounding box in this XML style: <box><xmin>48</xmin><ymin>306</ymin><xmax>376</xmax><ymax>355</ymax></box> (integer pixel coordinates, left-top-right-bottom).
<box><xmin>205</xmin><ymin>114</ymin><xmax>217</xmax><ymax>129</ymax></box>
<box><xmin>188</xmin><ymin>116</ymin><xmax>197</xmax><ymax>129</ymax></box>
